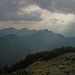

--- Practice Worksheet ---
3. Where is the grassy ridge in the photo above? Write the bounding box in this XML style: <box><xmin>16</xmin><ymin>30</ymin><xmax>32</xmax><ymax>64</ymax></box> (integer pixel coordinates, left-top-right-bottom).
<box><xmin>0</xmin><ymin>46</ymin><xmax>75</xmax><ymax>75</ymax></box>
<box><xmin>11</xmin><ymin>53</ymin><xmax>75</xmax><ymax>75</ymax></box>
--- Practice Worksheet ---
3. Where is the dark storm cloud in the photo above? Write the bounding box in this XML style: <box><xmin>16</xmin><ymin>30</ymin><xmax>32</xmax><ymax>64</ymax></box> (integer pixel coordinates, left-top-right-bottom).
<box><xmin>0</xmin><ymin>0</ymin><xmax>75</xmax><ymax>21</ymax></box>
<box><xmin>51</xmin><ymin>0</ymin><xmax>75</xmax><ymax>13</ymax></box>
<box><xmin>26</xmin><ymin>0</ymin><xmax>75</xmax><ymax>13</ymax></box>
<box><xmin>0</xmin><ymin>0</ymin><xmax>42</xmax><ymax>21</ymax></box>
<box><xmin>0</xmin><ymin>0</ymin><xmax>19</xmax><ymax>20</ymax></box>
<box><xmin>35</xmin><ymin>0</ymin><xmax>75</xmax><ymax>13</ymax></box>
<box><xmin>31</xmin><ymin>0</ymin><xmax>52</xmax><ymax>9</ymax></box>
<box><xmin>0</xmin><ymin>0</ymin><xmax>18</xmax><ymax>12</ymax></box>
<box><xmin>0</xmin><ymin>12</ymin><xmax>42</xmax><ymax>21</ymax></box>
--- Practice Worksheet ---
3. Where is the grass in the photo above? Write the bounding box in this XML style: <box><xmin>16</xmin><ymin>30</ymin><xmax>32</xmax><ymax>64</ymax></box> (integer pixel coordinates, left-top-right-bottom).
<box><xmin>7</xmin><ymin>53</ymin><xmax>75</xmax><ymax>75</ymax></box>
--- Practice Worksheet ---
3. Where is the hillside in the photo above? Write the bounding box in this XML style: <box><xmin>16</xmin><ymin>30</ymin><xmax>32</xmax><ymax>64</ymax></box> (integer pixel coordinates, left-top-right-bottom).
<box><xmin>0</xmin><ymin>34</ymin><xmax>29</xmax><ymax>68</ymax></box>
<box><xmin>21</xmin><ymin>29</ymin><xmax>65</xmax><ymax>51</ymax></box>
<box><xmin>0</xmin><ymin>28</ymin><xmax>75</xmax><ymax>68</ymax></box>
<box><xmin>25</xmin><ymin>53</ymin><xmax>75</xmax><ymax>75</ymax></box>
<box><xmin>0</xmin><ymin>47</ymin><xmax>75</xmax><ymax>75</ymax></box>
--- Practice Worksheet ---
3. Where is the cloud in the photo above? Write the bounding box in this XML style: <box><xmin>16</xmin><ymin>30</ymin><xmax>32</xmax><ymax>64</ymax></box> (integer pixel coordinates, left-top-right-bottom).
<box><xmin>0</xmin><ymin>10</ymin><xmax>43</xmax><ymax>21</ymax></box>
<box><xmin>25</xmin><ymin>0</ymin><xmax>75</xmax><ymax>14</ymax></box>
<box><xmin>0</xmin><ymin>0</ymin><xmax>43</xmax><ymax>21</ymax></box>
<box><xmin>50</xmin><ymin>0</ymin><xmax>75</xmax><ymax>13</ymax></box>
<box><xmin>0</xmin><ymin>0</ymin><xmax>75</xmax><ymax>21</ymax></box>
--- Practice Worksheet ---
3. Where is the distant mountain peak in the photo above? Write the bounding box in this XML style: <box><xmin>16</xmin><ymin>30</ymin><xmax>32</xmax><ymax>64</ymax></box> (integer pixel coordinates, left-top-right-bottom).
<box><xmin>44</xmin><ymin>29</ymin><xmax>53</xmax><ymax>33</ymax></box>
<box><xmin>44</xmin><ymin>29</ymin><xmax>48</xmax><ymax>31</ymax></box>
<box><xmin>5</xmin><ymin>27</ymin><xmax>17</xmax><ymax>30</ymax></box>
<box><xmin>20</xmin><ymin>28</ymin><xmax>29</xmax><ymax>31</ymax></box>
<box><xmin>9</xmin><ymin>27</ymin><xmax>16</xmax><ymax>29</ymax></box>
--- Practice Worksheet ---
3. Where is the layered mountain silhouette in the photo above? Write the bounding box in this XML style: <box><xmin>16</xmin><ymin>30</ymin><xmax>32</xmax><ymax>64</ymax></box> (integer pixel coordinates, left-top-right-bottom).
<box><xmin>0</xmin><ymin>27</ymin><xmax>75</xmax><ymax>68</ymax></box>
<box><xmin>0</xmin><ymin>34</ymin><xmax>29</xmax><ymax>68</ymax></box>
<box><xmin>0</xmin><ymin>27</ymin><xmax>37</xmax><ymax>37</ymax></box>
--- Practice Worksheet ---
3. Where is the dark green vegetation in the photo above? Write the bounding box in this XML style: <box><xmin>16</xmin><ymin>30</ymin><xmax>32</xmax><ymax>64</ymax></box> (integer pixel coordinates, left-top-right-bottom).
<box><xmin>0</xmin><ymin>27</ymin><xmax>75</xmax><ymax>68</ymax></box>
<box><xmin>0</xmin><ymin>46</ymin><xmax>75</xmax><ymax>75</ymax></box>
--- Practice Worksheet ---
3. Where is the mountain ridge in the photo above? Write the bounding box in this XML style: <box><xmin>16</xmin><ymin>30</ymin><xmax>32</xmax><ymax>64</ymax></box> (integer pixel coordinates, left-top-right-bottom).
<box><xmin>0</xmin><ymin>27</ymin><xmax>75</xmax><ymax>68</ymax></box>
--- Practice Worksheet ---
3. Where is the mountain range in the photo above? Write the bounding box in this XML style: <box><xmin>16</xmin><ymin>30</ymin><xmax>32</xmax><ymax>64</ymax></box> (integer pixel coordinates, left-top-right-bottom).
<box><xmin>0</xmin><ymin>27</ymin><xmax>75</xmax><ymax>68</ymax></box>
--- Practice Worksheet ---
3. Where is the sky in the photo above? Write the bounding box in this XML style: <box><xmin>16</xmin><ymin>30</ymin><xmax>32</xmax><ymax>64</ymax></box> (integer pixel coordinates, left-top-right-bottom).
<box><xmin>0</xmin><ymin>0</ymin><xmax>75</xmax><ymax>37</ymax></box>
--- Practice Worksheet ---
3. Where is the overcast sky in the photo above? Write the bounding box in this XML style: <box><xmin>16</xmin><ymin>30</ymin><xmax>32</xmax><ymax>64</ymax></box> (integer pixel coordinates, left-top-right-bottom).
<box><xmin>0</xmin><ymin>0</ymin><xmax>75</xmax><ymax>37</ymax></box>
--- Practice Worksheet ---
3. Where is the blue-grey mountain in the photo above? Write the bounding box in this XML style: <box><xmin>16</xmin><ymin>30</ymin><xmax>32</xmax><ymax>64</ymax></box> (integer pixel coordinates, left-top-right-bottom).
<box><xmin>0</xmin><ymin>27</ymin><xmax>75</xmax><ymax>68</ymax></box>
